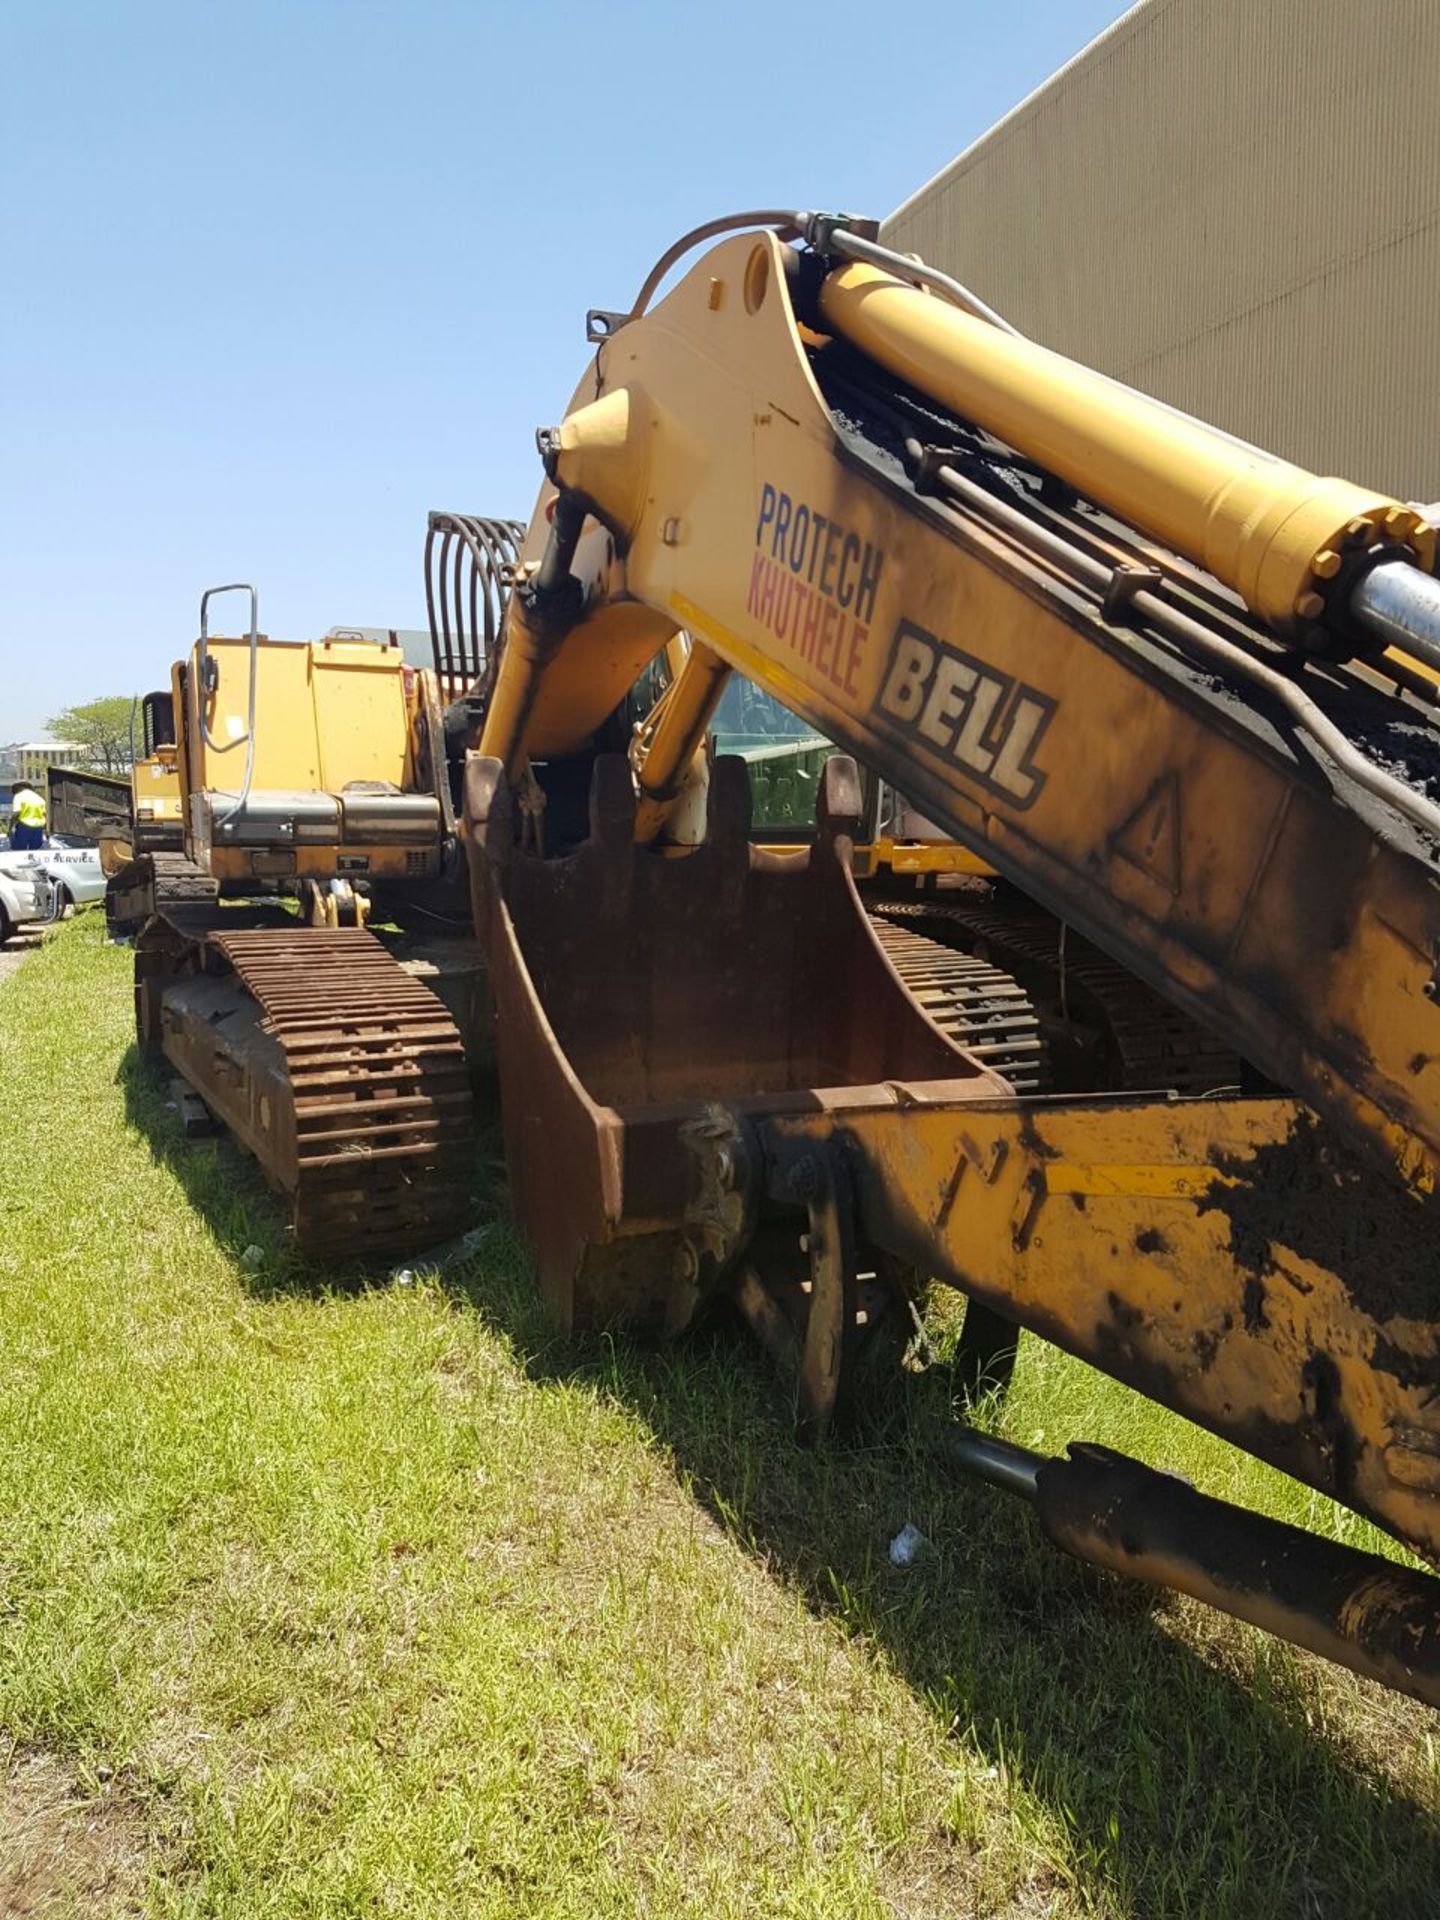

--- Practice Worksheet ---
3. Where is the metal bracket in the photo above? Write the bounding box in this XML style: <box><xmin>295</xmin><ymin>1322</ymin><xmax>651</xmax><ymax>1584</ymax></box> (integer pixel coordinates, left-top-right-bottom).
<box><xmin>906</xmin><ymin>443</ymin><xmax>965</xmax><ymax>498</ymax></box>
<box><xmin>791</xmin><ymin>1150</ymin><xmax>858</xmax><ymax>1440</ymax></box>
<box><xmin>803</xmin><ymin>211</ymin><xmax>882</xmax><ymax>256</ymax></box>
<box><xmin>586</xmin><ymin>308</ymin><xmax>630</xmax><ymax>344</ymax></box>
<box><xmin>1102</xmin><ymin>564</ymin><xmax>1163</xmax><ymax>626</ymax></box>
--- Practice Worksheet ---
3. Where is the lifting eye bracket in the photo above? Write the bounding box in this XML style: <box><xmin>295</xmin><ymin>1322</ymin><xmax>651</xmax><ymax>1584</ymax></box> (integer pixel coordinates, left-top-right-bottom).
<box><xmin>586</xmin><ymin>308</ymin><xmax>629</xmax><ymax>344</ymax></box>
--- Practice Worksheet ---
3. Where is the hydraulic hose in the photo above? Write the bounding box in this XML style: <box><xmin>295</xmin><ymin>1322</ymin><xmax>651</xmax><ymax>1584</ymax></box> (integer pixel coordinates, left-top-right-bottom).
<box><xmin>908</xmin><ymin>440</ymin><xmax>1440</xmax><ymax>848</ymax></box>
<box><xmin>616</xmin><ymin>209</ymin><xmax>808</xmax><ymax>327</ymax></box>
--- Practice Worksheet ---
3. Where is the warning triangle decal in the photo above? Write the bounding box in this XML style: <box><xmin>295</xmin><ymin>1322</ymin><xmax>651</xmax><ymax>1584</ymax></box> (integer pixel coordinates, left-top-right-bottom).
<box><xmin>1111</xmin><ymin>773</ymin><xmax>1181</xmax><ymax>894</ymax></box>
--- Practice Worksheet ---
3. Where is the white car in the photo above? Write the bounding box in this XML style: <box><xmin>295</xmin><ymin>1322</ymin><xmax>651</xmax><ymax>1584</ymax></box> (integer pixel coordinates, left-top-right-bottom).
<box><xmin>0</xmin><ymin>841</ymin><xmax>105</xmax><ymax>944</ymax></box>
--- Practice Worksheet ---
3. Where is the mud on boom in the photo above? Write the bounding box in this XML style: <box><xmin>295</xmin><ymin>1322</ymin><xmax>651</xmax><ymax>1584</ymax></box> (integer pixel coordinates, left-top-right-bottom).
<box><xmin>143</xmin><ymin>209</ymin><xmax>1440</xmax><ymax>1709</ymax></box>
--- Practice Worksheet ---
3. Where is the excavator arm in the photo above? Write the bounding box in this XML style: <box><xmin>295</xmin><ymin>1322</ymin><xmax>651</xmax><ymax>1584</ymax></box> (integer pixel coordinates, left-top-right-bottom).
<box><xmin>453</xmin><ymin>214</ymin><xmax>1440</xmax><ymax>1708</ymax></box>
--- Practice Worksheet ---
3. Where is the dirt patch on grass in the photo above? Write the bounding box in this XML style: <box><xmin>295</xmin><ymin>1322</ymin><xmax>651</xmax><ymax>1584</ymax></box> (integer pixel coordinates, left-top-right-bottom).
<box><xmin>0</xmin><ymin>930</ymin><xmax>46</xmax><ymax>990</ymax></box>
<box><xmin>0</xmin><ymin>1749</ymin><xmax>147</xmax><ymax>1917</ymax></box>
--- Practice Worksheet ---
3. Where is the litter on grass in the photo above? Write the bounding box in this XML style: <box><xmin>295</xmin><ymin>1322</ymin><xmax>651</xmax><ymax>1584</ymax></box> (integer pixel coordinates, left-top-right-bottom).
<box><xmin>889</xmin><ymin>1523</ymin><xmax>929</xmax><ymax>1567</ymax></box>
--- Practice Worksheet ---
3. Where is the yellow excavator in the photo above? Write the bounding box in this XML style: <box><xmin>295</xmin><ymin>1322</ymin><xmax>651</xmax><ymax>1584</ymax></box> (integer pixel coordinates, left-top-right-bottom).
<box><xmin>136</xmin><ymin>209</ymin><xmax>1440</xmax><ymax>1708</ymax></box>
<box><xmin>104</xmin><ymin>689</ymin><xmax>187</xmax><ymax>931</ymax></box>
<box><xmin>129</xmin><ymin>573</ymin><xmax>516</xmax><ymax>1256</ymax></box>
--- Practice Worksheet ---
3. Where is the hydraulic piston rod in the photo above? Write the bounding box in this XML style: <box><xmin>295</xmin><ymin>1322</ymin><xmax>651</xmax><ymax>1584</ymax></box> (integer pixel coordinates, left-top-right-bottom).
<box><xmin>941</xmin><ymin>1426</ymin><xmax>1440</xmax><ymax>1710</ymax></box>
<box><xmin>1351</xmin><ymin>560</ymin><xmax>1440</xmax><ymax>677</ymax></box>
<box><xmin>817</xmin><ymin>259</ymin><xmax>1437</xmax><ymax>646</ymax></box>
<box><xmin>632</xmin><ymin>638</ymin><xmax>733</xmax><ymax>843</ymax></box>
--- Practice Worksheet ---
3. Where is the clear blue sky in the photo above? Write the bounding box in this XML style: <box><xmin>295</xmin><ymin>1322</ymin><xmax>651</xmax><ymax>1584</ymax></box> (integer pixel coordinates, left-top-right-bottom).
<box><xmin>0</xmin><ymin>0</ymin><xmax>1132</xmax><ymax>742</ymax></box>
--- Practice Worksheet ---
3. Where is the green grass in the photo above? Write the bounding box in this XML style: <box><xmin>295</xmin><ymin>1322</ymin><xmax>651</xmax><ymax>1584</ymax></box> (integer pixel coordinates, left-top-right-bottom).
<box><xmin>0</xmin><ymin>917</ymin><xmax>1437</xmax><ymax>1917</ymax></box>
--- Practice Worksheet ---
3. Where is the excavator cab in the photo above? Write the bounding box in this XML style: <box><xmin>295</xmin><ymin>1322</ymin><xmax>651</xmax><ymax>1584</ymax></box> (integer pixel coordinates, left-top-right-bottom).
<box><xmin>181</xmin><ymin>634</ymin><xmax>444</xmax><ymax>902</ymax></box>
<box><xmin>112</xmin><ymin>590</ymin><xmax>460</xmax><ymax>934</ymax></box>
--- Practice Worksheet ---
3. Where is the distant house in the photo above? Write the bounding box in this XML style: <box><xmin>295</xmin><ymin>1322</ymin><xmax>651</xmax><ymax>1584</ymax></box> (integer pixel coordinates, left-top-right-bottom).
<box><xmin>0</xmin><ymin>739</ymin><xmax>90</xmax><ymax>790</ymax></box>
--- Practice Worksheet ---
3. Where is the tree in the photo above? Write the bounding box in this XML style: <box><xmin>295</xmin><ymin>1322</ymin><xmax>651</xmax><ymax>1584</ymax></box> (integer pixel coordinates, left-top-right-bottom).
<box><xmin>47</xmin><ymin>696</ymin><xmax>136</xmax><ymax>774</ymax></box>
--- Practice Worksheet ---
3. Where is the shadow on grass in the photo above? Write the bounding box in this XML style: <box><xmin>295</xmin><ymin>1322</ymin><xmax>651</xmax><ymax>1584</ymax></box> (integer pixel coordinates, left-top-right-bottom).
<box><xmin>117</xmin><ymin>1042</ymin><xmax>330</xmax><ymax>1295</ymax></box>
<box><xmin>117</xmin><ymin>1044</ymin><xmax>1439</xmax><ymax>1916</ymax></box>
<box><xmin>445</xmin><ymin>1260</ymin><xmax>1440</xmax><ymax>1919</ymax></box>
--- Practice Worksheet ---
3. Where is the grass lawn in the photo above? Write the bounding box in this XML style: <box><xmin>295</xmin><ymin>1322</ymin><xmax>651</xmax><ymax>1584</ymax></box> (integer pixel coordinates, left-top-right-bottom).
<box><xmin>1</xmin><ymin>917</ymin><xmax>1437</xmax><ymax>1917</ymax></box>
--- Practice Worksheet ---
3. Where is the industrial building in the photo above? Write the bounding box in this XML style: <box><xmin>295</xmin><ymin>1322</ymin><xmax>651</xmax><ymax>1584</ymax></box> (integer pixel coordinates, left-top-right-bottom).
<box><xmin>0</xmin><ymin>739</ymin><xmax>88</xmax><ymax>788</ymax></box>
<box><xmin>882</xmin><ymin>0</ymin><xmax>1440</xmax><ymax>503</ymax></box>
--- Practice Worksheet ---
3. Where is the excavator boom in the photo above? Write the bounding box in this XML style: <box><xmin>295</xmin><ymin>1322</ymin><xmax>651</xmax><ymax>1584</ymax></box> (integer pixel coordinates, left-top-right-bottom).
<box><xmin>484</xmin><ymin>224</ymin><xmax>1440</xmax><ymax>1202</ymax></box>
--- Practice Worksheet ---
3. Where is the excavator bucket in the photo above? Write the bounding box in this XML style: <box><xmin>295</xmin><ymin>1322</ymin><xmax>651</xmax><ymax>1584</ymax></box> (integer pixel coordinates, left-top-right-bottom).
<box><xmin>435</xmin><ymin>212</ymin><xmax>1440</xmax><ymax>1708</ymax></box>
<box><xmin>464</xmin><ymin>749</ymin><xmax>1440</xmax><ymax>1707</ymax></box>
<box><xmin>464</xmin><ymin>752</ymin><xmax>1006</xmax><ymax>1338</ymax></box>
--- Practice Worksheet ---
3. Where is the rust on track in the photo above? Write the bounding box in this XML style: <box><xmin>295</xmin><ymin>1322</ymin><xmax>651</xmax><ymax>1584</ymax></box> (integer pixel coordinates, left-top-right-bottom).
<box><xmin>208</xmin><ymin>927</ymin><xmax>475</xmax><ymax>1258</ymax></box>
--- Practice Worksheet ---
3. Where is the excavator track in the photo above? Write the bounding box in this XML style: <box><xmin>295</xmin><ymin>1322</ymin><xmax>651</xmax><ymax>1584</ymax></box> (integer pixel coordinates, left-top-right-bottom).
<box><xmin>875</xmin><ymin>897</ymin><xmax>1243</xmax><ymax>1096</ymax></box>
<box><xmin>868</xmin><ymin>914</ymin><xmax>1048</xmax><ymax>1092</ymax></box>
<box><xmin>149</xmin><ymin>851</ymin><xmax>221</xmax><ymax>908</ymax></box>
<box><xmin>107</xmin><ymin>849</ymin><xmax>218</xmax><ymax>933</ymax></box>
<box><xmin>204</xmin><ymin>927</ymin><xmax>475</xmax><ymax>1259</ymax></box>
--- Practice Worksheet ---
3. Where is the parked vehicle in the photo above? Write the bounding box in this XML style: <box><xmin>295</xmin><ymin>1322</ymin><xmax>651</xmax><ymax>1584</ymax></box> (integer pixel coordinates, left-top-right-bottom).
<box><xmin>0</xmin><ymin>842</ymin><xmax>105</xmax><ymax>944</ymax></box>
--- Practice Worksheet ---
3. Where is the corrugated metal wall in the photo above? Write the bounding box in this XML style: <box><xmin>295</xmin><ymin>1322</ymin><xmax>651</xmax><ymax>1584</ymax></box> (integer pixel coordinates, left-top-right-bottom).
<box><xmin>882</xmin><ymin>0</ymin><xmax>1440</xmax><ymax>501</ymax></box>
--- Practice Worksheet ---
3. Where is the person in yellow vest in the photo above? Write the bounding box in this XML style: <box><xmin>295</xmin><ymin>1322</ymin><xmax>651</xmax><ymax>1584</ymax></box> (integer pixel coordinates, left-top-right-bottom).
<box><xmin>9</xmin><ymin>780</ymin><xmax>47</xmax><ymax>851</ymax></box>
